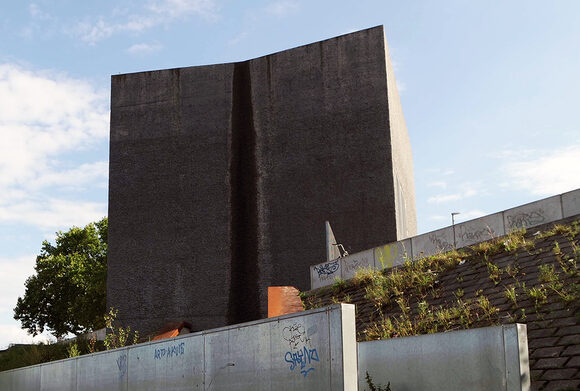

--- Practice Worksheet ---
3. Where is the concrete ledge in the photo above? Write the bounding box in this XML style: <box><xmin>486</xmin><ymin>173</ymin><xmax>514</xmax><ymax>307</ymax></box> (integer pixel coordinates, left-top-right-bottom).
<box><xmin>454</xmin><ymin>212</ymin><xmax>504</xmax><ymax>248</ymax></box>
<box><xmin>311</xmin><ymin>258</ymin><xmax>341</xmax><ymax>289</ymax></box>
<box><xmin>374</xmin><ymin>238</ymin><xmax>411</xmax><ymax>270</ymax></box>
<box><xmin>411</xmin><ymin>227</ymin><xmax>454</xmax><ymax>258</ymax></box>
<box><xmin>562</xmin><ymin>188</ymin><xmax>580</xmax><ymax>218</ymax></box>
<box><xmin>341</xmin><ymin>249</ymin><xmax>374</xmax><ymax>280</ymax></box>
<box><xmin>358</xmin><ymin>324</ymin><xmax>530</xmax><ymax>391</ymax></box>
<box><xmin>503</xmin><ymin>195</ymin><xmax>562</xmax><ymax>232</ymax></box>
<box><xmin>311</xmin><ymin>188</ymin><xmax>580</xmax><ymax>289</ymax></box>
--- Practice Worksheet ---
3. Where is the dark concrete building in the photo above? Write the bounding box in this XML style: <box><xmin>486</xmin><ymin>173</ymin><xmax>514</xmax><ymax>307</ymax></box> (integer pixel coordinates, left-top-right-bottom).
<box><xmin>107</xmin><ymin>25</ymin><xmax>416</xmax><ymax>335</ymax></box>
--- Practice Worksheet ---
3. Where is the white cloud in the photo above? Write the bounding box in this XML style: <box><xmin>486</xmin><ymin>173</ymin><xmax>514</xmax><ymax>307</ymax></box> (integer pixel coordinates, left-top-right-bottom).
<box><xmin>427</xmin><ymin>182</ymin><xmax>479</xmax><ymax>204</ymax></box>
<box><xmin>0</xmin><ymin>63</ymin><xmax>109</xmax><ymax>229</ymax></box>
<box><xmin>502</xmin><ymin>143</ymin><xmax>580</xmax><ymax>196</ymax></box>
<box><xmin>488</xmin><ymin>148</ymin><xmax>537</xmax><ymax>160</ymax></box>
<box><xmin>0</xmin><ymin>324</ymin><xmax>53</xmax><ymax>350</ymax></box>
<box><xmin>147</xmin><ymin>0</ymin><xmax>217</xmax><ymax>19</ymax></box>
<box><xmin>127</xmin><ymin>42</ymin><xmax>163</xmax><ymax>55</ymax></box>
<box><xmin>228</xmin><ymin>32</ymin><xmax>248</xmax><ymax>46</ymax></box>
<box><xmin>74</xmin><ymin>0</ymin><xmax>217</xmax><ymax>44</ymax></box>
<box><xmin>453</xmin><ymin>209</ymin><xmax>487</xmax><ymax>222</ymax></box>
<box><xmin>0</xmin><ymin>255</ymin><xmax>35</xmax><ymax>314</ymax></box>
<box><xmin>29</xmin><ymin>3</ymin><xmax>52</xmax><ymax>20</ymax></box>
<box><xmin>30</xmin><ymin>161</ymin><xmax>108</xmax><ymax>191</ymax></box>
<box><xmin>427</xmin><ymin>193</ymin><xmax>462</xmax><ymax>204</ymax></box>
<box><xmin>0</xmin><ymin>254</ymin><xmax>56</xmax><ymax>349</ymax></box>
<box><xmin>427</xmin><ymin>189</ymin><xmax>477</xmax><ymax>204</ymax></box>
<box><xmin>0</xmin><ymin>199</ymin><xmax>107</xmax><ymax>230</ymax></box>
<box><xmin>427</xmin><ymin>181</ymin><xmax>447</xmax><ymax>189</ymax></box>
<box><xmin>265</xmin><ymin>0</ymin><xmax>300</xmax><ymax>16</ymax></box>
<box><xmin>425</xmin><ymin>168</ymin><xmax>455</xmax><ymax>176</ymax></box>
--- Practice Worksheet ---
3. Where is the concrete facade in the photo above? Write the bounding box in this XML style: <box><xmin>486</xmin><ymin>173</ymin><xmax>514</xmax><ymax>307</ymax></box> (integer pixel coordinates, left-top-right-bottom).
<box><xmin>108</xmin><ymin>26</ymin><xmax>416</xmax><ymax>334</ymax></box>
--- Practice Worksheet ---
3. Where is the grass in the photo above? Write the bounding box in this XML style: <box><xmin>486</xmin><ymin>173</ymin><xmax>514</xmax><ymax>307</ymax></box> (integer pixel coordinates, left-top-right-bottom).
<box><xmin>0</xmin><ymin>338</ymin><xmax>106</xmax><ymax>371</ymax></box>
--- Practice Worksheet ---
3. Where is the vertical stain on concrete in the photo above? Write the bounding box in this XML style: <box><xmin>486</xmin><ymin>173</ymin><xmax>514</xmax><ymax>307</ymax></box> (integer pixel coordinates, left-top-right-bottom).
<box><xmin>228</xmin><ymin>60</ymin><xmax>261</xmax><ymax>324</ymax></box>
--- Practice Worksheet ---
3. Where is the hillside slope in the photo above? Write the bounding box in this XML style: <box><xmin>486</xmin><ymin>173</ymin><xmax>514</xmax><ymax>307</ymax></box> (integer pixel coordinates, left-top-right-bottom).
<box><xmin>302</xmin><ymin>215</ymin><xmax>580</xmax><ymax>391</ymax></box>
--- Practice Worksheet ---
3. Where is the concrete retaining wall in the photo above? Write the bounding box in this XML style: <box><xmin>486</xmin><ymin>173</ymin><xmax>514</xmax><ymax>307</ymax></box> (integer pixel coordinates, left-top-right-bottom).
<box><xmin>0</xmin><ymin>304</ymin><xmax>357</xmax><ymax>391</ymax></box>
<box><xmin>358</xmin><ymin>324</ymin><xmax>530</xmax><ymax>391</ymax></box>
<box><xmin>311</xmin><ymin>188</ymin><xmax>580</xmax><ymax>289</ymax></box>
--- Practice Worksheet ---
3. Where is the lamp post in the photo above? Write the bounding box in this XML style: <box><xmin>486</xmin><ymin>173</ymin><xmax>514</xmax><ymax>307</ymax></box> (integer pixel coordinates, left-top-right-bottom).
<box><xmin>451</xmin><ymin>212</ymin><xmax>460</xmax><ymax>248</ymax></box>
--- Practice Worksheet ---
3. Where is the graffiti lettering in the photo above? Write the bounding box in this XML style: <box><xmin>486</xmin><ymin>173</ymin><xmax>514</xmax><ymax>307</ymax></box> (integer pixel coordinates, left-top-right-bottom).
<box><xmin>314</xmin><ymin>260</ymin><xmax>339</xmax><ymax>277</ymax></box>
<box><xmin>116</xmin><ymin>353</ymin><xmax>127</xmax><ymax>379</ymax></box>
<box><xmin>154</xmin><ymin>342</ymin><xmax>185</xmax><ymax>360</ymax></box>
<box><xmin>459</xmin><ymin>227</ymin><xmax>494</xmax><ymax>243</ymax></box>
<box><xmin>507</xmin><ymin>209</ymin><xmax>545</xmax><ymax>229</ymax></box>
<box><xmin>284</xmin><ymin>346</ymin><xmax>320</xmax><ymax>377</ymax></box>
<box><xmin>283</xmin><ymin>323</ymin><xmax>309</xmax><ymax>350</ymax></box>
<box><xmin>343</xmin><ymin>256</ymin><xmax>371</xmax><ymax>274</ymax></box>
<box><xmin>428</xmin><ymin>235</ymin><xmax>452</xmax><ymax>251</ymax></box>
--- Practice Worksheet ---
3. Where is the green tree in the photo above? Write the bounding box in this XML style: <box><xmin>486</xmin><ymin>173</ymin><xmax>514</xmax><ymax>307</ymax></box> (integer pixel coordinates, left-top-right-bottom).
<box><xmin>14</xmin><ymin>218</ymin><xmax>108</xmax><ymax>338</ymax></box>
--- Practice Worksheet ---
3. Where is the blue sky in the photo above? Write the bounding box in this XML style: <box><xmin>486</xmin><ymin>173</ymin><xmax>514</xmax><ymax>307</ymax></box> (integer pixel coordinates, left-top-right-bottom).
<box><xmin>1</xmin><ymin>1</ymin><xmax>579</xmax><ymax>348</ymax></box>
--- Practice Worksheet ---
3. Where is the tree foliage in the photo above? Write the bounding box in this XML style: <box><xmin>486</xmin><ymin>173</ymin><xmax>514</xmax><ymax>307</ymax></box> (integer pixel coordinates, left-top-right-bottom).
<box><xmin>14</xmin><ymin>218</ymin><xmax>108</xmax><ymax>338</ymax></box>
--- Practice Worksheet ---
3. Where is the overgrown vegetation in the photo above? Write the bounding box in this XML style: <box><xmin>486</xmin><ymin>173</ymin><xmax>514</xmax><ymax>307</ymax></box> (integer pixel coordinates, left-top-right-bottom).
<box><xmin>0</xmin><ymin>306</ymin><xmax>140</xmax><ymax>371</ymax></box>
<box><xmin>365</xmin><ymin>371</ymin><xmax>391</xmax><ymax>391</ymax></box>
<box><xmin>0</xmin><ymin>337</ymin><xmax>106</xmax><ymax>371</ymax></box>
<box><xmin>301</xmin><ymin>220</ymin><xmax>580</xmax><ymax>342</ymax></box>
<box><xmin>13</xmin><ymin>218</ymin><xmax>108</xmax><ymax>338</ymax></box>
<box><xmin>103</xmin><ymin>307</ymin><xmax>139</xmax><ymax>350</ymax></box>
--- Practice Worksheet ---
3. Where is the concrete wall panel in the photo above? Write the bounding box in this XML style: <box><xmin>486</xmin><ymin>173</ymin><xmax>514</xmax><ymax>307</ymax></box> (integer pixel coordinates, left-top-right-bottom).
<box><xmin>0</xmin><ymin>365</ymin><xmax>41</xmax><ymax>391</ymax></box>
<box><xmin>374</xmin><ymin>239</ymin><xmax>411</xmax><ymax>269</ymax></box>
<box><xmin>76</xmin><ymin>349</ymin><xmax>128</xmax><ymax>391</ymax></box>
<box><xmin>358</xmin><ymin>324</ymin><xmax>530</xmax><ymax>391</ymax></box>
<box><xmin>562</xmin><ymin>188</ymin><xmax>580</xmax><ymax>218</ymax></box>
<box><xmin>40</xmin><ymin>358</ymin><xmax>76</xmax><ymax>391</ymax></box>
<box><xmin>454</xmin><ymin>212</ymin><xmax>505</xmax><ymax>248</ymax></box>
<box><xmin>0</xmin><ymin>369</ymin><xmax>10</xmax><ymax>390</ymax></box>
<box><xmin>310</xmin><ymin>259</ymin><xmax>341</xmax><ymax>289</ymax></box>
<box><xmin>411</xmin><ymin>227</ymin><xmax>454</xmax><ymax>258</ymax></box>
<box><xmin>340</xmin><ymin>249</ymin><xmax>375</xmax><ymax>280</ymax></box>
<box><xmin>0</xmin><ymin>304</ymin><xmax>356</xmax><ymax>391</ymax></box>
<box><xmin>128</xmin><ymin>334</ymin><xmax>203</xmax><ymax>390</ymax></box>
<box><xmin>504</xmin><ymin>196</ymin><xmax>562</xmax><ymax>232</ymax></box>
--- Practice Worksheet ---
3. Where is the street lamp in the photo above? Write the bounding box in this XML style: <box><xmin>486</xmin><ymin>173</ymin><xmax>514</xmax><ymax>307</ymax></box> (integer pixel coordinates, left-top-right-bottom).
<box><xmin>451</xmin><ymin>212</ymin><xmax>460</xmax><ymax>248</ymax></box>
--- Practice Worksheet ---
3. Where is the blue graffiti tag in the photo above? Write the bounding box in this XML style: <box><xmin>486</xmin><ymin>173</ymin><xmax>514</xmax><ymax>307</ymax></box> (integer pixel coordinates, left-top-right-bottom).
<box><xmin>154</xmin><ymin>342</ymin><xmax>185</xmax><ymax>360</ymax></box>
<box><xmin>116</xmin><ymin>353</ymin><xmax>127</xmax><ymax>379</ymax></box>
<box><xmin>314</xmin><ymin>260</ymin><xmax>339</xmax><ymax>277</ymax></box>
<box><xmin>284</xmin><ymin>346</ymin><xmax>319</xmax><ymax>377</ymax></box>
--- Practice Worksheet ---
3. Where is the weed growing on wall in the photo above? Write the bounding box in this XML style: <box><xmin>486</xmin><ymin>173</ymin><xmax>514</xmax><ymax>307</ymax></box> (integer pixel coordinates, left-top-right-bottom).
<box><xmin>67</xmin><ymin>342</ymin><xmax>80</xmax><ymax>358</ymax></box>
<box><xmin>364</xmin><ymin>371</ymin><xmax>391</xmax><ymax>391</ymax></box>
<box><xmin>103</xmin><ymin>307</ymin><xmax>139</xmax><ymax>350</ymax></box>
